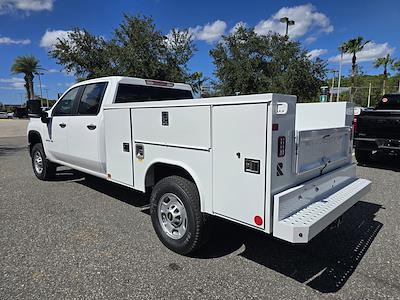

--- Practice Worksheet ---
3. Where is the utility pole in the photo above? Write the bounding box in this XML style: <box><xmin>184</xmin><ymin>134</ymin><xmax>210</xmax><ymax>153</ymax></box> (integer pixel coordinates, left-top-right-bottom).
<box><xmin>336</xmin><ymin>51</ymin><xmax>344</xmax><ymax>102</ymax></box>
<box><xmin>280</xmin><ymin>17</ymin><xmax>295</xmax><ymax>37</ymax></box>
<box><xmin>367</xmin><ymin>82</ymin><xmax>372</xmax><ymax>107</ymax></box>
<box><xmin>36</xmin><ymin>72</ymin><xmax>44</xmax><ymax>100</ymax></box>
<box><xmin>330</xmin><ymin>69</ymin><xmax>338</xmax><ymax>102</ymax></box>
<box><xmin>44</xmin><ymin>88</ymin><xmax>49</xmax><ymax>107</ymax></box>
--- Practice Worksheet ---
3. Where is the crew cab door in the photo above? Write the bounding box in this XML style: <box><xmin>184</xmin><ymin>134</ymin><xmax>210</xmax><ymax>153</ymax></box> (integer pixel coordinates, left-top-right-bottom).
<box><xmin>46</xmin><ymin>87</ymin><xmax>80</xmax><ymax>162</ymax></box>
<box><xmin>66</xmin><ymin>82</ymin><xmax>108</xmax><ymax>173</ymax></box>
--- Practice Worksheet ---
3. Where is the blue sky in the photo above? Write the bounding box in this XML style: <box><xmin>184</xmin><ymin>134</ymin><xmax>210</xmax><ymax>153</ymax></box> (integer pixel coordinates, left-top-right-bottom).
<box><xmin>0</xmin><ymin>0</ymin><xmax>399</xmax><ymax>104</ymax></box>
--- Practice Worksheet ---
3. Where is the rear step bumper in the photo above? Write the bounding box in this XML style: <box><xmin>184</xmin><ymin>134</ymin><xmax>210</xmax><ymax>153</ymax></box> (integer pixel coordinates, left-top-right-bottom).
<box><xmin>273</xmin><ymin>164</ymin><xmax>371</xmax><ymax>243</ymax></box>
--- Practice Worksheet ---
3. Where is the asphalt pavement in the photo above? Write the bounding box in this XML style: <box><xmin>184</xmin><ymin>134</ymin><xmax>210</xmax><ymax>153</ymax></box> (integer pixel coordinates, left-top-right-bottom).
<box><xmin>0</xmin><ymin>135</ymin><xmax>399</xmax><ymax>299</ymax></box>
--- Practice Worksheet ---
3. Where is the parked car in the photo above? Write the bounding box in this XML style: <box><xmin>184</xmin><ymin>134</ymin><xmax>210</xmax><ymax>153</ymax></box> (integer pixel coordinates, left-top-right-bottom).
<box><xmin>354</xmin><ymin>93</ymin><xmax>400</xmax><ymax>163</ymax></box>
<box><xmin>0</xmin><ymin>112</ymin><xmax>9</xmax><ymax>119</ymax></box>
<box><xmin>27</xmin><ymin>76</ymin><xmax>371</xmax><ymax>255</ymax></box>
<box><xmin>7</xmin><ymin>112</ymin><xmax>14</xmax><ymax>118</ymax></box>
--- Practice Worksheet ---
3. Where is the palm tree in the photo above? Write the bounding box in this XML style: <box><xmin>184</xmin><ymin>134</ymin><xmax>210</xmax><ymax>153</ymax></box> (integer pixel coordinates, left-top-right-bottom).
<box><xmin>11</xmin><ymin>55</ymin><xmax>41</xmax><ymax>100</ymax></box>
<box><xmin>342</xmin><ymin>37</ymin><xmax>370</xmax><ymax>101</ymax></box>
<box><xmin>374</xmin><ymin>54</ymin><xmax>395</xmax><ymax>95</ymax></box>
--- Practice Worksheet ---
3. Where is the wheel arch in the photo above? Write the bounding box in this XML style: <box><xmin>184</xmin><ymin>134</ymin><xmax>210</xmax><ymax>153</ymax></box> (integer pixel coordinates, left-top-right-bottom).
<box><xmin>28</xmin><ymin>130</ymin><xmax>42</xmax><ymax>155</ymax></box>
<box><xmin>144</xmin><ymin>160</ymin><xmax>205</xmax><ymax>211</ymax></box>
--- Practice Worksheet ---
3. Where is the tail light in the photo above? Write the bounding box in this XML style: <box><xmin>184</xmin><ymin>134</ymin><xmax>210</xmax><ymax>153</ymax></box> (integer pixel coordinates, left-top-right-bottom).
<box><xmin>353</xmin><ymin>116</ymin><xmax>358</xmax><ymax>134</ymax></box>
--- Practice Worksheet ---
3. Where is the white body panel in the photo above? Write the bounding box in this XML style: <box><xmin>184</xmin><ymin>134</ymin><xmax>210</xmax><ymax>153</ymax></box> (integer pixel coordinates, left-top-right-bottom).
<box><xmin>67</xmin><ymin>115</ymin><xmax>103</xmax><ymax>173</ymax></box>
<box><xmin>27</xmin><ymin>76</ymin><xmax>371</xmax><ymax>244</ymax></box>
<box><xmin>104</xmin><ymin>109</ymin><xmax>134</xmax><ymax>185</ymax></box>
<box><xmin>132</xmin><ymin>106</ymin><xmax>211</xmax><ymax>150</ymax></box>
<box><xmin>46</xmin><ymin>116</ymin><xmax>70</xmax><ymax>162</ymax></box>
<box><xmin>212</xmin><ymin>104</ymin><xmax>268</xmax><ymax>228</ymax></box>
<box><xmin>295</xmin><ymin>102</ymin><xmax>353</xmax><ymax>131</ymax></box>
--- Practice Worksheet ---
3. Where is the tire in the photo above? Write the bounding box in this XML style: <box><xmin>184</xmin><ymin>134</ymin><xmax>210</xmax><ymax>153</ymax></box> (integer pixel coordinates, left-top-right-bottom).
<box><xmin>31</xmin><ymin>143</ymin><xmax>56</xmax><ymax>180</ymax></box>
<box><xmin>150</xmin><ymin>175</ymin><xmax>208</xmax><ymax>255</ymax></box>
<box><xmin>355</xmin><ymin>149</ymin><xmax>371</xmax><ymax>164</ymax></box>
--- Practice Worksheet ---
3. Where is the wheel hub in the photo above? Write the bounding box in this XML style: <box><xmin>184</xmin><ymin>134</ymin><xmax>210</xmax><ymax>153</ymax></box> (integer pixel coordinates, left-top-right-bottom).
<box><xmin>158</xmin><ymin>193</ymin><xmax>187</xmax><ymax>239</ymax></box>
<box><xmin>34</xmin><ymin>151</ymin><xmax>43</xmax><ymax>174</ymax></box>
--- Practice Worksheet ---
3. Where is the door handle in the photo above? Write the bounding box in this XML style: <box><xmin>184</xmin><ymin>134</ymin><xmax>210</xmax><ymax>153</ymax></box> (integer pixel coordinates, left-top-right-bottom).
<box><xmin>59</xmin><ymin>123</ymin><xmax>66</xmax><ymax>128</ymax></box>
<box><xmin>87</xmin><ymin>124</ymin><xmax>97</xmax><ymax>130</ymax></box>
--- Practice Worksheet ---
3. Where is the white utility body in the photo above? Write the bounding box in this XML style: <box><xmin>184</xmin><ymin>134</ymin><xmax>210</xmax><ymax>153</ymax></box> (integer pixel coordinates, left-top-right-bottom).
<box><xmin>28</xmin><ymin>76</ymin><xmax>371</xmax><ymax>254</ymax></box>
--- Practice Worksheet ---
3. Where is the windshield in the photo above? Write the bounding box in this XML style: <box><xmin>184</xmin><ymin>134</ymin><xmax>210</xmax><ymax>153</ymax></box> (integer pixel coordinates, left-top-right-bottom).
<box><xmin>376</xmin><ymin>94</ymin><xmax>400</xmax><ymax>110</ymax></box>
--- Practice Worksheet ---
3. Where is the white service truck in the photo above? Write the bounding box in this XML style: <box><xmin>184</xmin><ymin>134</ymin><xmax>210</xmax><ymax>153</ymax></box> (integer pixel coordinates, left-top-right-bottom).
<box><xmin>27</xmin><ymin>76</ymin><xmax>371</xmax><ymax>255</ymax></box>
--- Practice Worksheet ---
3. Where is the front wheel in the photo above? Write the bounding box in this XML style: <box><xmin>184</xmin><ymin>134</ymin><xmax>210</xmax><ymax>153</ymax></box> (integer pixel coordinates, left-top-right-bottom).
<box><xmin>150</xmin><ymin>175</ymin><xmax>208</xmax><ymax>255</ymax></box>
<box><xmin>31</xmin><ymin>143</ymin><xmax>56</xmax><ymax>180</ymax></box>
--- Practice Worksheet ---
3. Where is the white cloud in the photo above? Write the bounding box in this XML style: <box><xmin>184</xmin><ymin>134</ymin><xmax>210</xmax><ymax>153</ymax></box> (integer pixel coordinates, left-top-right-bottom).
<box><xmin>305</xmin><ymin>36</ymin><xmax>317</xmax><ymax>44</ymax></box>
<box><xmin>46</xmin><ymin>68</ymin><xmax>59</xmax><ymax>73</ymax></box>
<box><xmin>0</xmin><ymin>36</ymin><xmax>30</xmax><ymax>45</ymax></box>
<box><xmin>189</xmin><ymin>20</ymin><xmax>227</xmax><ymax>43</ymax></box>
<box><xmin>40</xmin><ymin>29</ymin><xmax>72</xmax><ymax>49</ymax></box>
<box><xmin>230</xmin><ymin>21</ymin><xmax>248</xmax><ymax>34</ymax></box>
<box><xmin>328</xmin><ymin>41</ymin><xmax>395</xmax><ymax>64</ymax></box>
<box><xmin>307</xmin><ymin>48</ymin><xmax>328</xmax><ymax>59</ymax></box>
<box><xmin>0</xmin><ymin>77</ymin><xmax>25</xmax><ymax>90</ymax></box>
<box><xmin>254</xmin><ymin>4</ymin><xmax>333</xmax><ymax>39</ymax></box>
<box><xmin>0</xmin><ymin>0</ymin><xmax>54</xmax><ymax>14</ymax></box>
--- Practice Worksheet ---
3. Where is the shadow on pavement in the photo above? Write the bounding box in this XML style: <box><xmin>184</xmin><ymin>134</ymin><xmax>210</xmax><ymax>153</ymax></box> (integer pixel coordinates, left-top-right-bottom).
<box><xmin>195</xmin><ymin>201</ymin><xmax>383</xmax><ymax>294</ymax></box>
<box><xmin>0</xmin><ymin>145</ymin><xmax>27</xmax><ymax>156</ymax></box>
<box><xmin>58</xmin><ymin>169</ymin><xmax>382</xmax><ymax>294</ymax></box>
<box><xmin>76</xmin><ymin>173</ymin><xmax>150</xmax><ymax>210</ymax></box>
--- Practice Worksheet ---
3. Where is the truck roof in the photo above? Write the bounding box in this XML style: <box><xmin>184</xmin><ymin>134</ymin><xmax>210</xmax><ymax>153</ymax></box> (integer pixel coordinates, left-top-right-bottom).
<box><xmin>69</xmin><ymin>76</ymin><xmax>193</xmax><ymax>92</ymax></box>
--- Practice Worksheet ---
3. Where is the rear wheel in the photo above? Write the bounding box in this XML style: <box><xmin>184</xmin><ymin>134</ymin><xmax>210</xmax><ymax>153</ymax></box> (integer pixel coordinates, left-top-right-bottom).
<box><xmin>31</xmin><ymin>143</ymin><xmax>56</xmax><ymax>180</ymax></box>
<box><xmin>355</xmin><ymin>149</ymin><xmax>372</xmax><ymax>164</ymax></box>
<box><xmin>150</xmin><ymin>175</ymin><xmax>208</xmax><ymax>255</ymax></box>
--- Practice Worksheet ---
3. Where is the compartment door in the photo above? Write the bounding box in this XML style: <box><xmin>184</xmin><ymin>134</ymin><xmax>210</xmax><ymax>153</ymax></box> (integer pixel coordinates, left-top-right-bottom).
<box><xmin>104</xmin><ymin>109</ymin><xmax>134</xmax><ymax>186</ymax></box>
<box><xmin>212</xmin><ymin>104</ymin><xmax>268</xmax><ymax>228</ymax></box>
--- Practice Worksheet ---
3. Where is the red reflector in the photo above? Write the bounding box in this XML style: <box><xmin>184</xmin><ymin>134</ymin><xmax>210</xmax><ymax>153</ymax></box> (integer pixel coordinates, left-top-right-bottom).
<box><xmin>145</xmin><ymin>79</ymin><xmax>174</xmax><ymax>87</ymax></box>
<box><xmin>272</xmin><ymin>123</ymin><xmax>279</xmax><ymax>131</ymax></box>
<box><xmin>278</xmin><ymin>136</ymin><xmax>286</xmax><ymax>157</ymax></box>
<box><xmin>254</xmin><ymin>216</ymin><xmax>263</xmax><ymax>226</ymax></box>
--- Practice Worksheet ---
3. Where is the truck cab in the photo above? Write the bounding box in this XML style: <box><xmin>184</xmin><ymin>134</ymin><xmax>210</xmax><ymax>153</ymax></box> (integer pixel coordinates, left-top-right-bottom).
<box><xmin>28</xmin><ymin>76</ymin><xmax>194</xmax><ymax>178</ymax></box>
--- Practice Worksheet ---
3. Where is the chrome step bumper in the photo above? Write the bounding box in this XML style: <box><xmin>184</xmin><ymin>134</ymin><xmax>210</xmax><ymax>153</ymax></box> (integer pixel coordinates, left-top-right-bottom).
<box><xmin>273</xmin><ymin>165</ymin><xmax>371</xmax><ymax>243</ymax></box>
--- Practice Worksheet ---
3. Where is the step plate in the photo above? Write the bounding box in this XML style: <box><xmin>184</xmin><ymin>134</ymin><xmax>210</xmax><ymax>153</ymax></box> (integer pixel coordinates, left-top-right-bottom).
<box><xmin>273</xmin><ymin>178</ymin><xmax>371</xmax><ymax>243</ymax></box>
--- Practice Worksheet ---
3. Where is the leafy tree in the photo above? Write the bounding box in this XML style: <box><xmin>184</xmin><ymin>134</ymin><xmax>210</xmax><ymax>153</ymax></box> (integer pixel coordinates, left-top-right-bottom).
<box><xmin>374</xmin><ymin>54</ymin><xmax>395</xmax><ymax>95</ymax></box>
<box><xmin>341</xmin><ymin>37</ymin><xmax>370</xmax><ymax>101</ymax></box>
<box><xmin>50</xmin><ymin>14</ymin><xmax>202</xmax><ymax>90</ymax></box>
<box><xmin>209</xmin><ymin>27</ymin><xmax>326</xmax><ymax>102</ymax></box>
<box><xmin>50</xmin><ymin>29</ymin><xmax>112</xmax><ymax>79</ymax></box>
<box><xmin>11</xmin><ymin>55</ymin><xmax>41</xmax><ymax>100</ymax></box>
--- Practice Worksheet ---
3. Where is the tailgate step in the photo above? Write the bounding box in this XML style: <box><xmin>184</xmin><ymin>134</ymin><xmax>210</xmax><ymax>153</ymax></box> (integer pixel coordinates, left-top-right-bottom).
<box><xmin>273</xmin><ymin>178</ymin><xmax>371</xmax><ymax>243</ymax></box>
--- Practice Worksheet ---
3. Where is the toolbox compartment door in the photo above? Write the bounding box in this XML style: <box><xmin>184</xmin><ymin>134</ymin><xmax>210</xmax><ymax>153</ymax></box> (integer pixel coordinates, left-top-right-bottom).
<box><xmin>212</xmin><ymin>103</ymin><xmax>268</xmax><ymax>228</ymax></box>
<box><xmin>104</xmin><ymin>108</ymin><xmax>134</xmax><ymax>186</ymax></box>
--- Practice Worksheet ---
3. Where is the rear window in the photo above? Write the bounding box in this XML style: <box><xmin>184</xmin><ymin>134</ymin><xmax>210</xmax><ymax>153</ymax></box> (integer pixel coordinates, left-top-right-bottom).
<box><xmin>376</xmin><ymin>94</ymin><xmax>400</xmax><ymax>109</ymax></box>
<box><xmin>115</xmin><ymin>84</ymin><xmax>193</xmax><ymax>103</ymax></box>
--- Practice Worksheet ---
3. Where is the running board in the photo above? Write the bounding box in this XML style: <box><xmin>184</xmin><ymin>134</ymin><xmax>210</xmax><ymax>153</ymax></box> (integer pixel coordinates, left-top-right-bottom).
<box><xmin>273</xmin><ymin>174</ymin><xmax>371</xmax><ymax>243</ymax></box>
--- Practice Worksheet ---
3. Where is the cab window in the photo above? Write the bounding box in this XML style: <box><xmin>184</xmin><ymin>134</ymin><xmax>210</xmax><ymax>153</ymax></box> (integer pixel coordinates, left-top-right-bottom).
<box><xmin>77</xmin><ymin>82</ymin><xmax>108</xmax><ymax>115</ymax></box>
<box><xmin>53</xmin><ymin>87</ymin><xmax>80</xmax><ymax>116</ymax></box>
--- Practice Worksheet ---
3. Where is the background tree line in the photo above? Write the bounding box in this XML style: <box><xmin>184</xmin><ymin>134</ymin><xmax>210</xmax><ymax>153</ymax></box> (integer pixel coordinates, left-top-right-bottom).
<box><xmin>49</xmin><ymin>14</ymin><xmax>326</xmax><ymax>102</ymax></box>
<box><xmin>10</xmin><ymin>14</ymin><xmax>399</xmax><ymax>105</ymax></box>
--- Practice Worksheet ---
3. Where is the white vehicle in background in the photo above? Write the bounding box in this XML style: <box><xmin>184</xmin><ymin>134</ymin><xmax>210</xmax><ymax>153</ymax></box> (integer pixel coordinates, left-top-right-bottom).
<box><xmin>27</xmin><ymin>76</ymin><xmax>371</xmax><ymax>255</ymax></box>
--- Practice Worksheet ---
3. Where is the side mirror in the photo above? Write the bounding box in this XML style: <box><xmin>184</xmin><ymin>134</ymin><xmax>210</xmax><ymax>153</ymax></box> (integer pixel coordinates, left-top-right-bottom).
<box><xmin>27</xmin><ymin>100</ymin><xmax>42</xmax><ymax>118</ymax></box>
<box><xmin>40</xmin><ymin>110</ymin><xmax>51</xmax><ymax>124</ymax></box>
